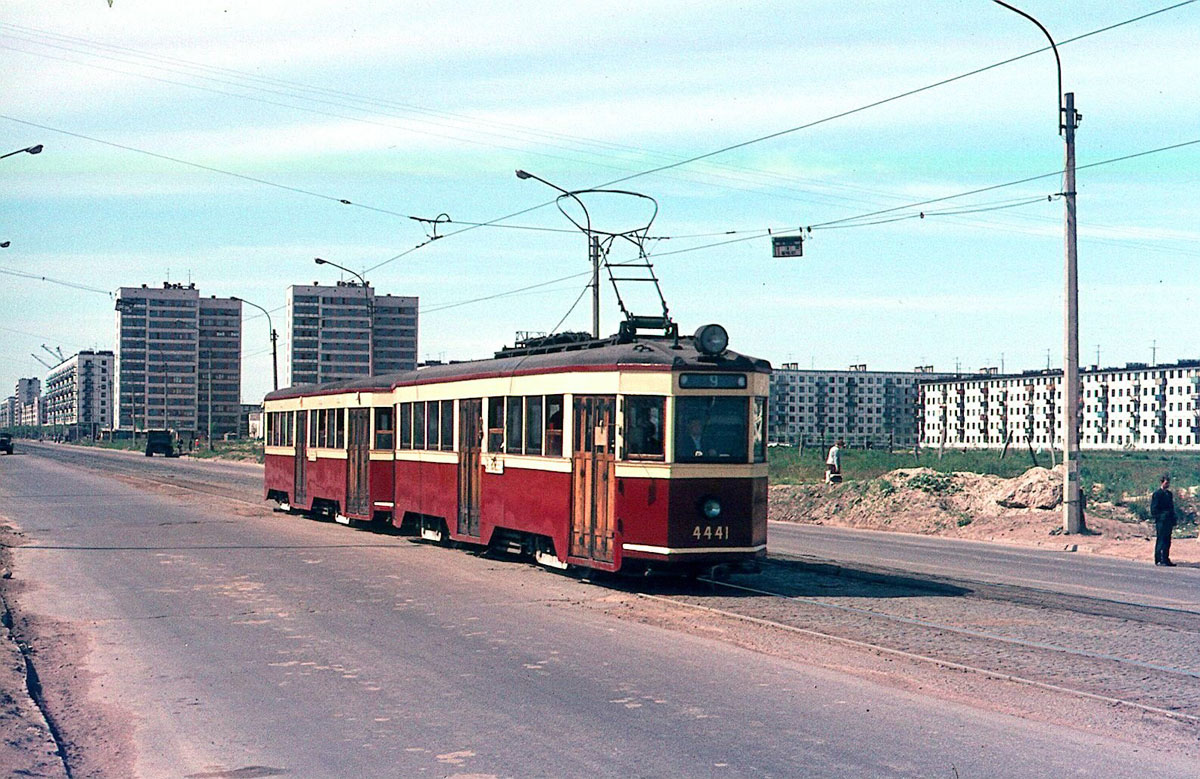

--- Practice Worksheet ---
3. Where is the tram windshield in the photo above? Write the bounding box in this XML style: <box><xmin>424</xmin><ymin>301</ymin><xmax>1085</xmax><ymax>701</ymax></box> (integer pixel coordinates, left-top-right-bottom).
<box><xmin>674</xmin><ymin>396</ymin><xmax>748</xmax><ymax>463</ymax></box>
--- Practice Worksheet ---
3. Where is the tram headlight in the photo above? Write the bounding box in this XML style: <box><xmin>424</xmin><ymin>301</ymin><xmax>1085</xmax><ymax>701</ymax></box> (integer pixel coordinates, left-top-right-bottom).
<box><xmin>702</xmin><ymin>498</ymin><xmax>722</xmax><ymax>519</ymax></box>
<box><xmin>693</xmin><ymin>324</ymin><xmax>729</xmax><ymax>356</ymax></box>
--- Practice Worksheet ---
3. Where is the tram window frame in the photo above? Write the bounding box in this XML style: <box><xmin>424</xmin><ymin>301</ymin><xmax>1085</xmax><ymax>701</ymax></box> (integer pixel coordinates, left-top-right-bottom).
<box><xmin>440</xmin><ymin>400</ymin><xmax>454</xmax><ymax>451</ymax></box>
<box><xmin>308</xmin><ymin>410</ymin><xmax>316</xmax><ymax>448</ymax></box>
<box><xmin>413</xmin><ymin>402</ymin><xmax>427</xmax><ymax>449</ymax></box>
<box><xmin>506</xmin><ymin>396</ymin><xmax>524</xmax><ymax>454</ymax></box>
<box><xmin>374</xmin><ymin>406</ymin><xmax>394</xmax><ymax>450</ymax></box>
<box><xmin>623</xmin><ymin>395</ymin><xmax>665</xmax><ymax>461</ymax></box>
<box><xmin>334</xmin><ymin>408</ymin><xmax>345</xmax><ymax>449</ymax></box>
<box><xmin>753</xmin><ymin>397</ymin><xmax>767</xmax><ymax>463</ymax></box>
<box><xmin>284</xmin><ymin>411</ymin><xmax>293</xmax><ymax>447</ymax></box>
<box><xmin>545</xmin><ymin>395</ymin><xmax>564</xmax><ymax>457</ymax></box>
<box><xmin>487</xmin><ymin>397</ymin><xmax>505</xmax><ymax>452</ymax></box>
<box><xmin>525</xmin><ymin>395</ymin><xmax>544</xmax><ymax>455</ymax></box>
<box><xmin>426</xmin><ymin>400</ymin><xmax>440</xmax><ymax>450</ymax></box>
<box><xmin>399</xmin><ymin>403</ymin><xmax>412</xmax><ymax>449</ymax></box>
<box><xmin>674</xmin><ymin>395</ymin><xmax>750</xmax><ymax>463</ymax></box>
<box><xmin>316</xmin><ymin>409</ymin><xmax>329</xmax><ymax>448</ymax></box>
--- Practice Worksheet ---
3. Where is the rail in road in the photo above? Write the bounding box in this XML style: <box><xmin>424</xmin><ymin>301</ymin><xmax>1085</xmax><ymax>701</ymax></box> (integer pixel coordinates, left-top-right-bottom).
<box><xmin>628</xmin><ymin>559</ymin><xmax>1200</xmax><ymax>723</ymax></box>
<box><xmin>18</xmin><ymin>441</ymin><xmax>1200</xmax><ymax>724</ymax></box>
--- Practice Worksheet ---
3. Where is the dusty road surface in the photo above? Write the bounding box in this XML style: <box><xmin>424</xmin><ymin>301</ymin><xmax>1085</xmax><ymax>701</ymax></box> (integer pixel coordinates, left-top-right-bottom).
<box><xmin>1</xmin><ymin>443</ymin><xmax>1197</xmax><ymax>777</ymax></box>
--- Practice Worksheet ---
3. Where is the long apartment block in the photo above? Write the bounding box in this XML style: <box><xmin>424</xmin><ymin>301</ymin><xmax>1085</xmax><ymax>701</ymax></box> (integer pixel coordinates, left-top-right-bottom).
<box><xmin>919</xmin><ymin>361</ymin><xmax>1200</xmax><ymax>450</ymax></box>
<box><xmin>43</xmin><ymin>351</ymin><xmax>114</xmax><ymax>436</ymax></box>
<box><xmin>769</xmin><ymin>364</ymin><xmax>949</xmax><ymax>448</ymax></box>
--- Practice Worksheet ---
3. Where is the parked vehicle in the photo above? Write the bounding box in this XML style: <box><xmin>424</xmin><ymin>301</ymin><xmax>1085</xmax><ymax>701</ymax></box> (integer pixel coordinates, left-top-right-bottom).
<box><xmin>0</xmin><ymin>432</ymin><xmax>12</xmax><ymax>454</ymax></box>
<box><xmin>144</xmin><ymin>430</ymin><xmax>178</xmax><ymax>457</ymax></box>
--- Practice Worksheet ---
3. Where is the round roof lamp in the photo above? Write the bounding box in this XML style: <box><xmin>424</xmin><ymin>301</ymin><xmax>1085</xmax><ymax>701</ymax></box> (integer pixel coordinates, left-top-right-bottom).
<box><xmin>693</xmin><ymin>324</ymin><xmax>729</xmax><ymax>356</ymax></box>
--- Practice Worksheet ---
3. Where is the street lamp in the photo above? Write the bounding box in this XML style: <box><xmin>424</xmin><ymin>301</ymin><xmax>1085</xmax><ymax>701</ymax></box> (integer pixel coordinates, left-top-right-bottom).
<box><xmin>230</xmin><ymin>296</ymin><xmax>279</xmax><ymax>391</ymax></box>
<box><xmin>314</xmin><ymin>257</ymin><xmax>373</xmax><ymax>376</ymax></box>
<box><xmin>0</xmin><ymin>144</ymin><xmax>43</xmax><ymax>159</ymax></box>
<box><xmin>515</xmin><ymin>169</ymin><xmax>600</xmax><ymax>339</ymax></box>
<box><xmin>991</xmin><ymin>1</ymin><xmax>1083</xmax><ymax>534</ymax></box>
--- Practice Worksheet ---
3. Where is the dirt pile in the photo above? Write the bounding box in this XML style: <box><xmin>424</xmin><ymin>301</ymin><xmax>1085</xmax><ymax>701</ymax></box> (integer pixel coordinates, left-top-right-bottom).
<box><xmin>769</xmin><ymin>465</ymin><xmax>1172</xmax><ymax>559</ymax></box>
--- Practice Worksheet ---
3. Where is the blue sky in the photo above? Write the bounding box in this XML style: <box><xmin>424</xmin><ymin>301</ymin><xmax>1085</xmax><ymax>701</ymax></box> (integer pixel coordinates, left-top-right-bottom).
<box><xmin>2</xmin><ymin>0</ymin><xmax>1198</xmax><ymax>403</ymax></box>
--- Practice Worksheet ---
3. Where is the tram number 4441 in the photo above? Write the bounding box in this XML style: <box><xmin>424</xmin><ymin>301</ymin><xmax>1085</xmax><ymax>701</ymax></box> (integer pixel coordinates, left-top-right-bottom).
<box><xmin>692</xmin><ymin>525</ymin><xmax>731</xmax><ymax>541</ymax></box>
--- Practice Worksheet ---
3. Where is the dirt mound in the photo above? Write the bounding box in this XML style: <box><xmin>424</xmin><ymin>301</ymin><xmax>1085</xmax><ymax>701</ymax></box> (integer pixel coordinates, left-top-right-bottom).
<box><xmin>769</xmin><ymin>465</ymin><xmax>1164</xmax><ymax>559</ymax></box>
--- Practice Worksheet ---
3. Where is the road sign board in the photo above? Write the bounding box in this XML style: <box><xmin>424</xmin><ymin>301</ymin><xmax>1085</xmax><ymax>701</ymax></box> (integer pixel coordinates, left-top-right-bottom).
<box><xmin>772</xmin><ymin>235</ymin><xmax>803</xmax><ymax>258</ymax></box>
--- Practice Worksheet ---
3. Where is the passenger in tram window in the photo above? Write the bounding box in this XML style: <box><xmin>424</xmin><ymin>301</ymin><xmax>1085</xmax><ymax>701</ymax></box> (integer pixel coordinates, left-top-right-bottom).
<box><xmin>545</xmin><ymin>397</ymin><xmax>564</xmax><ymax>457</ymax></box>
<box><xmin>625</xmin><ymin>396</ymin><xmax>664</xmax><ymax>460</ymax></box>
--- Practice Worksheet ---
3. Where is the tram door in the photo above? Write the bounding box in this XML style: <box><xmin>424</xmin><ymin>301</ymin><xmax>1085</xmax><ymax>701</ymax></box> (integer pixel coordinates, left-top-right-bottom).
<box><xmin>571</xmin><ymin>395</ymin><xmax>616</xmax><ymax>563</ymax></box>
<box><xmin>457</xmin><ymin>399</ymin><xmax>483</xmax><ymax>537</ymax></box>
<box><xmin>293</xmin><ymin>410</ymin><xmax>308</xmax><ymax>505</ymax></box>
<box><xmin>346</xmin><ymin>408</ymin><xmax>371</xmax><ymax>516</ymax></box>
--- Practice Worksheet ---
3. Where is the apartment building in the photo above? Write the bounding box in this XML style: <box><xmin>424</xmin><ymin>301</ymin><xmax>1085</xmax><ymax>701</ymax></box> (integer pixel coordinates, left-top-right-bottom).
<box><xmin>769</xmin><ymin>364</ymin><xmax>947</xmax><ymax>448</ymax></box>
<box><xmin>919</xmin><ymin>360</ymin><xmax>1200</xmax><ymax>450</ymax></box>
<box><xmin>115</xmin><ymin>283</ymin><xmax>242</xmax><ymax>437</ymax></box>
<box><xmin>15</xmin><ymin>377</ymin><xmax>41</xmax><ymax>427</ymax></box>
<box><xmin>198</xmin><ymin>297</ymin><xmax>243</xmax><ymax>438</ymax></box>
<box><xmin>0</xmin><ymin>395</ymin><xmax>15</xmax><ymax>428</ymax></box>
<box><xmin>43</xmin><ymin>351</ymin><xmax>115</xmax><ymax>437</ymax></box>
<box><xmin>288</xmin><ymin>281</ymin><xmax>418</xmax><ymax>385</ymax></box>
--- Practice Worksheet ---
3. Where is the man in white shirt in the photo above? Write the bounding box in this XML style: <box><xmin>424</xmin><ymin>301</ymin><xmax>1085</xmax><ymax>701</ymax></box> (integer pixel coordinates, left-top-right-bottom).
<box><xmin>825</xmin><ymin>439</ymin><xmax>844</xmax><ymax>483</ymax></box>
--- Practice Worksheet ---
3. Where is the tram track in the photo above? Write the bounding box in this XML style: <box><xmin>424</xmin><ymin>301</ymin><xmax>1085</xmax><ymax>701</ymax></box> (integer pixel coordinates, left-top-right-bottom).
<box><xmin>628</xmin><ymin>559</ymin><xmax>1200</xmax><ymax>723</ymax></box>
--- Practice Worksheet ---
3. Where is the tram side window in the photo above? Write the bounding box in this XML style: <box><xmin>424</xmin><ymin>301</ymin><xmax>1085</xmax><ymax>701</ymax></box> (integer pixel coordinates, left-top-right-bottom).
<box><xmin>524</xmin><ymin>396</ymin><xmax>543</xmax><ymax>455</ymax></box>
<box><xmin>266</xmin><ymin>412</ymin><xmax>275</xmax><ymax>446</ymax></box>
<box><xmin>334</xmin><ymin>409</ymin><xmax>345</xmax><ymax>449</ymax></box>
<box><xmin>399</xmin><ymin>403</ymin><xmax>412</xmax><ymax>449</ymax></box>
<box><xmin>545</xmin><ymin>395</ymin><xmax>564</xmax><ymax>456</ymax></box>
<box><xmin>308</xmin><ymin>410</ymin><xmax>316</xmax><ymax>448</ymax></box>
<box><xmin>284</xmin><ymin>411</ymin><xmax>293</xmax><ymax>446</ymax></box>
<box><xmin>753</xmin><ymin>397</ymin><xmax>767</xmax><ymax>463</ymax></box>
<box><xmin>374</xmin><ymin>407</ymin><xmax>394</xmax><ymax>450</ymax></box>
<box><xmin>624</xmin><ymin>396</ymin><xmax>665</xmax><ymax>461</ymax></box>
<box><xmin>506</xmin><ymin>396</ymin><xmax>524</xmax><ymax>454</ymax></box>
<box><xmin>487</xmin><ymin>397</ymin><xmax>504</xmax><ymax>452</ymax></box>
<box><xmin>426</xmin><ymin>400</ymin><xmax>440</xmax><ymax>451</ymax></box>
<box><xmin>316</xmin><ymin>409</ymin><xmax>329</xmax><ymax>448</ymax></box>
<box><xmin>440</xmin><ymin>400</ymin><xmax>454</xmax><ymax>451</ymax></box>
<box><xmin>413</xmin><ymin>402</ymin><xmax>427</xmax><ymax>449</ymax></box>
<box><xmin>674</xmin><ymin>396</ymin><xmax>749</xmax><ymax>463</ymax></box>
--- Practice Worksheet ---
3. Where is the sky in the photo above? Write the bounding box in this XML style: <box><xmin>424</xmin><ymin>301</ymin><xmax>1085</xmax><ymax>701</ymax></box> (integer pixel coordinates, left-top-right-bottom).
<box><xmin>2</xmin><ymin>0</ymin><xmax>1198</xmax><ymax>404</ymax></box>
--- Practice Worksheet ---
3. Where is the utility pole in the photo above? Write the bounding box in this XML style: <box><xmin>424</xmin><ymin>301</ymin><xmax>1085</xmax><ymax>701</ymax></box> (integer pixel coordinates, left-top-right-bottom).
<box><xmin>1062</xmin><ymin>90</ymin><xmax>1083</xmax><ymax>534</ymax></box>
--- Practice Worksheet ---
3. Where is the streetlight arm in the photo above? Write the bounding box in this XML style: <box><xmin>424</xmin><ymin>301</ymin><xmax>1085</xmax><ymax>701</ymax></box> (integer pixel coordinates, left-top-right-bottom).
<box><xmin>990</xmin><ymin>0</ymin><xmax>1063</xmax><ymax>132</ymax></box>
<box><xmin>0</xmin><ymin>144</ymin><xmax>44</xmax><ymax>160</ymax></box>
<box><xmin>314</xmin><ymin>257</ymin><xmax>368</xmax><ymax>287</ymax></box>
<box><xmin>230</xmin><ymin>296</ymin><xmax>280</xmax><ymax>391</ymax></box>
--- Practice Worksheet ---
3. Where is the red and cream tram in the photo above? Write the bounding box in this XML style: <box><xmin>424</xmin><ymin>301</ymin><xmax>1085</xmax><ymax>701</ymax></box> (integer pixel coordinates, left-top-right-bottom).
<box><xmin>262</xmin><ymin>325</ymin><xmax>769</xmax><ymax>574</ymax></box>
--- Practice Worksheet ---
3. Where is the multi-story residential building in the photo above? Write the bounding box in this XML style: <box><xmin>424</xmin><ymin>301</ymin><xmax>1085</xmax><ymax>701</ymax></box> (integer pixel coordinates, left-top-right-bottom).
<box><xmin>919</xmin><ymin>360</ymin><xmax>1200</xmax><ymax>450</ymax></box>
<box><xmin>198</xmin><ymin>296</ymin><xmax>243</xmax><ymax>439</ymax></box>
<box><xmin>15</xmin><ymin>377</ymin><xmax>41</xmax><ymax>427</ymax></box>
<box><xmin>0</xmin><ymin>395</ymin><xmax>17</xmax><ymax>428</ymax></box>
<box><xmin>288</xmin><ymin>281</ymin><xmax>418</xmax><ymax>385</ymax></box>
<box><xmin>769</xmin><ymin>364</ymin><xmax>947</xmax><ymax>448</ymax></box>
<box><xmin>115</xmin><ymin>283</ymin><xmax>243</xmax><ymax>437</ymax></box>
<box><xmin>43</xmin><ymin>351</ymin><xmax>115</xmax><ymax>438</ymax></box>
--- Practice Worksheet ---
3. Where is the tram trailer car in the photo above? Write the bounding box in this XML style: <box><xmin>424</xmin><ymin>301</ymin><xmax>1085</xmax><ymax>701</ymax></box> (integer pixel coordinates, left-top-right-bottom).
<box><xmin>263</xmin><ymin>325</ymin><xmax>770</xmax><ymax>574</ymax></box>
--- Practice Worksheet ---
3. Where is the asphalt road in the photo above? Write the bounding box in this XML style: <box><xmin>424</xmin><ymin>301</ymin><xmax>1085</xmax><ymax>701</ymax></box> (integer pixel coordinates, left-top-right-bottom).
<box><xmin>767</xmin><ymin>522</ymin><xmax>1200</xmax><ymax>612</ymax></box>
<box><xmin>1</xmin><ymin>443</ymin><xmax>1195</xmax><ymax>776</ymax></box>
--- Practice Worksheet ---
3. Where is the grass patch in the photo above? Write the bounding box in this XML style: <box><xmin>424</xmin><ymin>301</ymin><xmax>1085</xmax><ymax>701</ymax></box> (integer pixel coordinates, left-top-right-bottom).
<box><xmin>769</xmin><ymin>446</ymin><xmax>1200</xmax><ymax>506</ymax></box>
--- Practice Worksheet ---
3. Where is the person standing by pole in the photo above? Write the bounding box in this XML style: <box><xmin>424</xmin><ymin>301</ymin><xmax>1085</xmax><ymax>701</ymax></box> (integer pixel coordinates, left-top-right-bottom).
<box><xmin>1151</xmin><ymin>475</ymin><xmax>1177</xmax><ymax>567</ymax></box>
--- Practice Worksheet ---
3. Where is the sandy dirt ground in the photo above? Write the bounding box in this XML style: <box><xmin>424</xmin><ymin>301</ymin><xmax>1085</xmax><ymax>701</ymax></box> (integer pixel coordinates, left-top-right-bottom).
<box><xmin>770</xmin><ymin>465</ymin><xmax>1198</xmax><ymax>563</ymax></box>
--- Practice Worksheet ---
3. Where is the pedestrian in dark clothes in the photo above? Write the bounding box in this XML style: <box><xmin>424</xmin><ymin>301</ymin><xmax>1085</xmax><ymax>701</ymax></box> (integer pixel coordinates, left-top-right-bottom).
<box><xmin>1150</xmin><ymin>475</ymin><xmax>1177</xmax><ymax>567</ymax></box>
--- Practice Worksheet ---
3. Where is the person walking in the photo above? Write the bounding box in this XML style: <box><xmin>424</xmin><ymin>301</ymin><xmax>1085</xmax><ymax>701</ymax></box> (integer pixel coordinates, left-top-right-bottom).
<box><xmin>1150</xmin><ymin>474</ymin><xmax>1177</xmax><ymax>567</ymax></box>
<box><xmin>825</xmin><ymin>439</ymin><xmax>843</xmax><ymax>484</ymax></box>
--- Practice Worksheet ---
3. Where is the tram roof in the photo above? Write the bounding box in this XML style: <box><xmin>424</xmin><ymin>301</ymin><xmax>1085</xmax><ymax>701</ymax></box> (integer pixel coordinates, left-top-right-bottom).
<box><xmin>265</xmin><ymin>335</ymin><xmax>771</xmax><ymax>401</ymax></box>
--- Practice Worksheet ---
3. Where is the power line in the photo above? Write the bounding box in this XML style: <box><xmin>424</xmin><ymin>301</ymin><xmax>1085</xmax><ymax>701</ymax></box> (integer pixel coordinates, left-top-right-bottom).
<box><xmin>361</xmin><ymin>0</ymin><xmax>1198</xmax><ymax>272</ymax></box>
<box><xmin>0</xmin><ymin>266</ymin><xmax>114</xmax><ymax>296</ymax></box>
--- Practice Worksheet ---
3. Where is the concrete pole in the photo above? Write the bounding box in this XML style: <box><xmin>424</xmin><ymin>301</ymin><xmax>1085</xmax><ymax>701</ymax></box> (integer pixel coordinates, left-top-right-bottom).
<box><xmin>1063</xmin><ymin>91</ymin><xmax>1083</xmax><ymax>534</ymax></box>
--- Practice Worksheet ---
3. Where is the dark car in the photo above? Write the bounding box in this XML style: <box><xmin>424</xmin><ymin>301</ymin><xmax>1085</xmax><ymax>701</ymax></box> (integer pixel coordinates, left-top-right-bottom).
<box><xmin>144</xmin><ymin>430</ymin><xmax>177</xmax><ymax>457</ymax></box>
<box><xmin>0</xmin><ymin>433</ymin><xmax>12</xmax><ymax>454</ymax></box>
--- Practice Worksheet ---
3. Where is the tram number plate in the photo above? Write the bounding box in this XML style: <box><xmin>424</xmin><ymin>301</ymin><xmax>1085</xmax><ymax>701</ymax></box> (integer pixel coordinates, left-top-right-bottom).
<box><xmin>692</xmin><ymin>525</ymin><xmax>731</xmax><ymax>541</ymax></box>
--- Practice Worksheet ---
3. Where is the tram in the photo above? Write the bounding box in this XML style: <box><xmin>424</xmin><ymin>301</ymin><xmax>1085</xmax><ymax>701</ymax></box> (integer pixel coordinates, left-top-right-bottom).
<box><xmin>262</xmin><ymin>324</ymin><xmax>770</xmax><ymax>574</ymax></box>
